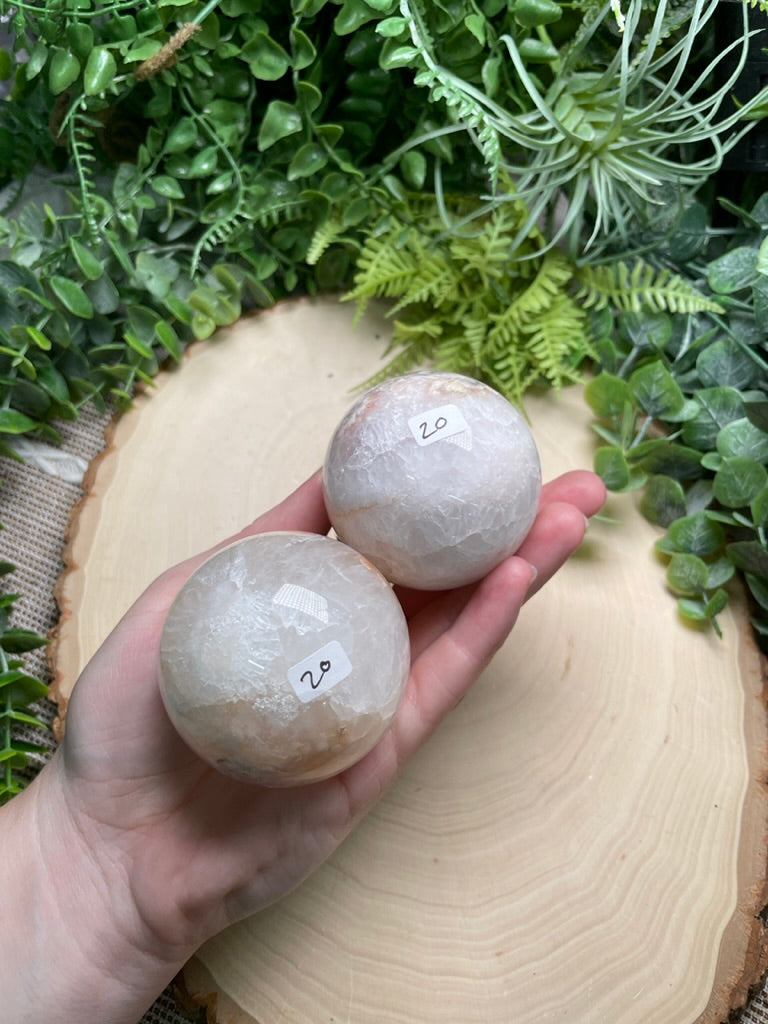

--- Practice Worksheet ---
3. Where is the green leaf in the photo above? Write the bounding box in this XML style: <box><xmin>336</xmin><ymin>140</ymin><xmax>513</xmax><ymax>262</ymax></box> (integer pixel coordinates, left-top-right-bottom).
<box><xmin>0</xmin><ymin>670</ymin><xmax>48</xmax><ymax>704</ymax></box>
<box><xmin>290</xmin><ymin>27</ymin><xmax>317</xmax><ymax>69</ymax></box>
<box><xmin>681</xmin><ymin>387</ymin><xmax>744</xmax><ymax>450</ymax></box>
<box><xmin>716</xmin><ymin>418</ymin><xmax>768</xmax><ymax>462</ymax></box>
<box><xmin>379</xmin><ymin>43</ymin><xmax>420</xmax><ymax>69</ymax></box>
<box><xmin>639</xmin><ymin>475</ymin><xmax>687</xmax><ymax>527</ymax></box>
<box><xmin>134</xmin><ymin>252</ymin><xmax>180</xmax><ymax>300</ymax></box>
<box><xmin>666</xmin><ymin>553</ymin><xmax>708</xmax><ymax>597</ymax></box>
<box><xmin>83</xmin><ymin>46</ymin><xmax>117</xmax><ymax>96</ymax></box>
<box><xmin>744</xmin><ymin>400</ymin><xmax>768</xmax><ymax>433</ymax></box>
<box><xmin>706</xmin><ymin>557</ymin><xmax>735</xmax><ymax>588</ymax></box>
<box><xmin>745</xmin><ymin>570</ymin><xmax>768</xmax><ymax>611</ymax></box>
<box><xmin>0</xmin><ymin>410</ymin><xmax>38</xmax><ymax>435</ymax></box>
<box><xmin>25</xmin><ymin>40</ymin><xmax>49</xmax><ymax>80</ymax></box>
<box><xmin>513</xmin><ymin>0</ymin><xmax>562</xmax><ymax>27</ymax></box>
<box><xmin>677</xmin><ymin>597</ymin><xmax>708</xmax><ymax>623</ymax></box>
<box><xmin>151</xmin><ymin>176</ymin><xmax>186</xmax><ymax>200</ymax></box>
<box><xmin>69</xmin><ymin>238</ymin><xmax>104</xmax><ymax>281</ymax></box>
<box><xmin>629</xmin><ymin>360</ymin><xmax>685</xmax><ymax>418</ymax></box>
<box><xmin>696</xmin><ymin>340</ymin><xmax>760</xmax><ymax>390</ymax></box>
<box><xmin>155</xmin><ymin>321</ymin><xmax>181</xmax><ymax>361</ymax></box>
<box><xmin>376</xmin><ymin>16</ymin><xmax>409</xmax><ymax>36</ymax></box>
<box><xmin>257</xmin><ymin>101</ymin><xmax>303</xmax><ymax>151</ymax></box>
<box><xmin>584</xmin><ymin>372</ymin><xmax>630</xmax><ymax>419</ymax></box>
<box><xmin>594</xmin><ymin>446</ymin><xmax>630</xmax><ymax>490</ymax></box>
<box><xmin>287</xmin><ymin>143</ymin><xmax>328</xmax><ymax>180</ymax></box>
<box><xmin>707</xmin><ymin>246</ymin><xmax>759</xmax><ymax>293</ymax></box>
<box><xmin>334</xmin><ymin>0</ymin><xmax>379</xmax><ymax>34</ymax></box>
<box><xmin>727</xmin><ymin>540</ymin><xmax>768</xmax><ymax>578</ymax></box>
<box><xmin>713</xmin><ymin>456</ymin><xmax>768</xmax><ymax>508</ymax></box>
<box><xmin>400</xmin><ymin>150</ymin><xmax>427</xmax><ymax>189</ymax></box>
<box><xmin>242</xmin><ymin>32</ymin><xmax>291</xmax><ymax>80</ymax></box>
<box><xmin>666</xmin><ymin>203</ymin><xmax>708</xmax><ymax>263</ymax></box>
<box><xmin>629</xmin><ymin>439</ymin><xmax>702</xmax><ymax>481</ymax></box>
<box><xmin>85</xmin><ymin>275</ymin><xmax>120</xmax><ymax>315</ymax></box>
<box><xmin>666</xmin><ymin>512</ymin><xmax>724</xmax><ymax>557</ymax></box>
<box><xmin>25</xmin><ymin>327</ymin><xmax>51</xmax><ymax>351</ymax></box>
<box><xmin>50</xmin><ymin>277</ymin><xmax>94</xmax><ymax>319</ymax></box>
<box><xmin>751</xmin><ymin>487</ymin><xmax>768</xmax><ymax>529</ymax></box>
<box><xmin>48</xmin><ymin>49</ymin><xmax>81</xmax><ymax>94</ymax></box>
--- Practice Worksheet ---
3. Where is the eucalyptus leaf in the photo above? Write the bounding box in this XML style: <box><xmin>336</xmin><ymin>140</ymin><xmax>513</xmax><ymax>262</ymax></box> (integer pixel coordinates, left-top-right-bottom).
<box><xmin>666</xmin><ymin>512</ymin><xmax>724</xmax><ymax>557</ymax></box>
<box><xmin>716</xmin><ymin>418</ymin><xmax>768</xmax><ymax>463</ymax></box>
<box><xmin>713</xmin><ymin>456</ymin><xmax>768</xmax><ymax>508</ymax></box>
<box><xmin>677</xmin><ymin>597</ymin><xmax>709</xmax><ymax>623</ymax></box>
<box><xmin>681</xmin><ymin>387</ymin><xmax>744</xmax><ymax>451</ymax></box>
<box><xmin>594</xmin><ymin>446</ymin><xmax>630</xmax><ymax>490</ymax></box>
<box><xmin>696</xmin><ymin>340</ymin><xmax>760</xmax><ymax>390</ymax></box>
<box><xmin>666</xmin><ymin>553</ymin><xmax>709</xmax><ymax>597</ymax></box>
<box><xmin>628</xmin><ymin>360</ymin><xmax>684</xmax><ymax>418</ymax></box>
<box><xmin>707</xmin><ymin>246</ymin><xmax>759</xmax><ymax>293</ymax></box>
<box><xmin>639</xmin><ymin>475</ymin><xmax>686</xmax><ymax>526</ymax></box>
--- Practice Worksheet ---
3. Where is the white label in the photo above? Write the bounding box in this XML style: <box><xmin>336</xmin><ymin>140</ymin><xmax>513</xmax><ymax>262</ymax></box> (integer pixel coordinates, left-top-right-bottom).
<box><xmin>287</xmin><ymin>640</ymin><xmax>352</xmax><ymax>703</ymax></box>
<box><xmin>408</xmin><ymin>404</ymin><xmax>469</xmax><ymax>447</ymax></box>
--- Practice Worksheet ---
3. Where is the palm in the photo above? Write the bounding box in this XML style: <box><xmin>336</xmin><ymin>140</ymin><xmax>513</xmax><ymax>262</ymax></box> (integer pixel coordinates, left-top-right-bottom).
<box><xmin>56</xmin><ymin>469</ymin><xmax>604</xmax><ymax>948</ymax></box>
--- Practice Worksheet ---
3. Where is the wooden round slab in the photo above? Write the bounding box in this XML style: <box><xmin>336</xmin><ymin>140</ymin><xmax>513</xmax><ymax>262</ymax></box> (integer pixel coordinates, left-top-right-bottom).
<box><xmin>51</xmin><ymin>297</ymin><xmax>767</xmax><ymax>1024</ymax></box>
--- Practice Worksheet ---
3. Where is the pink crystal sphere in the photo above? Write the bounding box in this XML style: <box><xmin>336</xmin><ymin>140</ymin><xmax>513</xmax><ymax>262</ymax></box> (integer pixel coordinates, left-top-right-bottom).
<box><xmin>159</xmin><ymin>532</ymin><xmax>410</xmax><ymax>786</ymax></box>
<box><xmin>323</xmin><ymin>372</ymin><xmax>542</xmax><ymax>589</ymax></box>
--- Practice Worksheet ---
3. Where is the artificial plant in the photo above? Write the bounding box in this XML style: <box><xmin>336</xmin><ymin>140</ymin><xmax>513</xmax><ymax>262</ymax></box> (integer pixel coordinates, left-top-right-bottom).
<box><xmin>0</xmin><ymin>0</ymin><xmax>767</xmax><ymax>800</ymax></box>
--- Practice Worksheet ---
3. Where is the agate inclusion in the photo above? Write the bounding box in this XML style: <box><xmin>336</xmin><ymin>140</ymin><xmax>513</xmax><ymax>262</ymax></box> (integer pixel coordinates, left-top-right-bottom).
<box><xmin>159</xmin><ymin>532</ymin><xmax>410</xmax><ymax>786</ymax></box>
<box><xmin>323</xmin><ymin>371</ymin><xmax>542</xmax><ymax>589</ymax></box>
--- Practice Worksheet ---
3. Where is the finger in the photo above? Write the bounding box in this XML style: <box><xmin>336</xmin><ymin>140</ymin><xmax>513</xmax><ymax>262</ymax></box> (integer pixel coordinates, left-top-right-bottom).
<box><xmin>395</xmin><ymin>556</ymin><xmax>536</xmax><ymax>762</ymax></box>
<box><xmin>516</xmin><ymin>500</ymin><xmax>589</xmax><ymax>598</ymax></box>
<box><xmin>540</xmin><ymin>469</ymin><xmax>606</xmax><ymax>518</ymax></box>
<box><xmin>338</xmin><ymin>555</ymin><xmax>536</xmax><ymax>812</ymax></box>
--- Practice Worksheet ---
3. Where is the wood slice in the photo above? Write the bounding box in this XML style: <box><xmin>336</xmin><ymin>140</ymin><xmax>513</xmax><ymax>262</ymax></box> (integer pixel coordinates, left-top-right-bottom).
<box><xmin>50</xmin><ymin>297</ymin><xmax>768</xmax><ymax>1024</ymax></box>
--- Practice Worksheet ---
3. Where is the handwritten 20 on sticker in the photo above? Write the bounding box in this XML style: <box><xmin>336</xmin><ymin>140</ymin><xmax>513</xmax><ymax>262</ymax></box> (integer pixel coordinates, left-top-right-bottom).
<box><xmin>159</xmin><ymin>533</ymin><xmax>410</xmax><ymax>786</ymax></box>
<box><xmin>324</xmin><ymin>371</ymin><xmax>542</xmax><ymax>589</ymax></box>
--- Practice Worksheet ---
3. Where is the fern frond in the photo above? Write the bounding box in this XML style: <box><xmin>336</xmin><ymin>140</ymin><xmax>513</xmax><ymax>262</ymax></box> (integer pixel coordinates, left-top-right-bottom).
<box><xmin>518</xmin><ymin>293</ymin><xmax>591</xmax><ymax>389</ymax></box>
<box><xmin>575</xmin><ymin>259</ymin><xmax>724</xmax><ymax>314</ymax></box>
<box><xmin>344</xmin><ymin>235</ymin><xmax>427</xmax><ymax>321</ymax></box>
<box><xmin>388</xmin><ymin>254</ymin><xmax>457</xmax><ymax>315</ymax></box>
<box><xmin>399</xmin><ymin>0</ymin><xmax>503</xmax><ymax>185</ymax></box>
<box><xmin>486</xmin><ymin>250</ymin><xmax>575</xmax><ymax>354</ymax></box>
<box><xmin>448</xmin><ymin>201</ymin><xmax>531</xmax><ymax>286</ymax></box>
<box><xmin>67</xmin><ymin>101</ymin><xmax>102</xmax><ymax>239</ymax></box>
<box><xmin>306</xmin><ymin>216</ymin><xmax>346</xmax><ymax>266</ymax></box>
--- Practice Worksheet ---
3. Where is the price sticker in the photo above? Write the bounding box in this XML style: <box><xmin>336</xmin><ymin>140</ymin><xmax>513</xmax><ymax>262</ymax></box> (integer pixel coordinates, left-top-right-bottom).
<box><xmin>407</xmin><ymin>403</ymin><xmax>470</xmax><ymax>447</ymax></box>
<box><xmin>287</xmin><ymin>640</ymin><xmax>352</xmax><ymax>703</ymax></box>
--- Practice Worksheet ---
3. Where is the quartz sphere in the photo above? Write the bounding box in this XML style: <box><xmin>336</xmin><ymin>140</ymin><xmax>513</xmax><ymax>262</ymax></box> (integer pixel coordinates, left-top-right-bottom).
<box><xmin>158</xmin><ymin>532</ymin><xmax>410</xmax><ymax>786</ymax></box>
<box><xmin>323</xmin><ymin>371</ymin><xmax>542</xmax><ymax>589</ymax></box>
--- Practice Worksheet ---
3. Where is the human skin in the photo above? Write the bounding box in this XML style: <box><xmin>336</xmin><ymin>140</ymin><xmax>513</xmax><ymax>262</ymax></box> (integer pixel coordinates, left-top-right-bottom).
<box><xmin>0</xmin><ymin>468</ymin><xmax>605</xmax><ymax>1024</ymax></box>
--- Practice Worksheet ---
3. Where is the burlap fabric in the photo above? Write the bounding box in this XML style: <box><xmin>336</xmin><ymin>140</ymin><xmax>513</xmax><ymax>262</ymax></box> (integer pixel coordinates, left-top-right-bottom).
<box><xmin>1</xmin><ymin>402</ymin><xmax>767</xmax><ymax>1024</ymax></box>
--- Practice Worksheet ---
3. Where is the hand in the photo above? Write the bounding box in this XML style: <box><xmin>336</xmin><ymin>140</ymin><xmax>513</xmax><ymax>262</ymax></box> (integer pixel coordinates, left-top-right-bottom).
<box><xmin>1</xmin><ymin>468</ymin><xmax>605</xmax><ymax>1023</ymax></box>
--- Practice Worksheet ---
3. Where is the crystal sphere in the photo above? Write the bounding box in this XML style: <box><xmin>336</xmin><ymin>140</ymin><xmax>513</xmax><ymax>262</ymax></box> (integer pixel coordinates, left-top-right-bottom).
<box><xmin>323</xmin><ymin>371</ymin><xmax>542</xmax><ymax>589</ymax></box>
<box><xmin>158</xmin><ymin>532</ymin><xmax>410</xmax><ymax>786</ymax></box>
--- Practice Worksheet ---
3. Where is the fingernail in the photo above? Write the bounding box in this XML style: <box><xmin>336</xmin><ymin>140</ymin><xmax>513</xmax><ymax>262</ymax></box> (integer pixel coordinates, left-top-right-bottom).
<box><xmin>528</xmin><ymin>563</ymin><xmax>538</xmax><ymax>586</ymax></box>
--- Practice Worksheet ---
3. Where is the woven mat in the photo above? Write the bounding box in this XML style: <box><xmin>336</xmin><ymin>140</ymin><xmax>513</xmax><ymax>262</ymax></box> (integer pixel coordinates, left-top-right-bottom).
<box><xmin>2</xmin><ymin>400</ymin><xmax>767</xmax><ymax>1024</ymax></box>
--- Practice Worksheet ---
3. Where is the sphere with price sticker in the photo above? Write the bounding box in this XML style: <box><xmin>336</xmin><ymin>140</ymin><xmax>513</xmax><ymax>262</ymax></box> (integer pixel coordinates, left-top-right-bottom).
<box><xmin>158</xmin><ymin>532</ymin><xmax>410</xmax><ymax>786</ymax></box>
<box><xmin>323</xmin><ymin>371</ymin><xmax>542</xmax><ymax>589</ymax></box>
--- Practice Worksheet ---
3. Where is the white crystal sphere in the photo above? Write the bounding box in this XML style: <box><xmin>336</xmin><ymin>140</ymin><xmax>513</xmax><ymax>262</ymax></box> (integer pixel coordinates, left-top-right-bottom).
<box><xmin>323</xmin><ymin>371</ymin><xmax>542</xmax><ymax>589</ymax></box>
<box><xmin>158</xmin><ymin>532</ymin><xmax>410</xmax><ymax>786</ymax></box>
